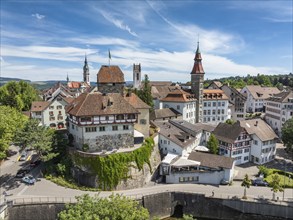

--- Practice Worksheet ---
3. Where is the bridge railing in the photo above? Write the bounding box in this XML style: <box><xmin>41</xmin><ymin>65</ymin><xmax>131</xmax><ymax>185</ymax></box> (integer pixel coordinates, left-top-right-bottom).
<box><xmin>5</xmin><ymin>190</ymin><xmax>293</xmax><ymax>207</ymax></box>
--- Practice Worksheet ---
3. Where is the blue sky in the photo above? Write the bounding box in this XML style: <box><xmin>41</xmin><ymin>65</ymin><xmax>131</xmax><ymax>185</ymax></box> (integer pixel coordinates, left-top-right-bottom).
<box><xmin>1</xmin><ymin>0</ymin><xmax>292</xmax><ymax>83</ymax></box>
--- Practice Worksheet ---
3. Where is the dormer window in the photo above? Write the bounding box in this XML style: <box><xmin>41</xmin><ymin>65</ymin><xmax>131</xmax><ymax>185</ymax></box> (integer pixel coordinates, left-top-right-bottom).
<box><xmin>127</xmin><ymin>114</ymin><xmax>135</xmax><ymax>119</ymax></box>
<box><xmin>116</xmin><ymin>115</ymin><xmax>124</xmax><ymax>120</ymax></box>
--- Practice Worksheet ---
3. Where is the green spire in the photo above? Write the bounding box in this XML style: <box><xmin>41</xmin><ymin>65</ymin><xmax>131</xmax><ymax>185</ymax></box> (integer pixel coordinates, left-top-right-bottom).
<box><xmin>196</xmin><ymin>41</ymin><xmax>201</xmax><ymax>54</ymax></box>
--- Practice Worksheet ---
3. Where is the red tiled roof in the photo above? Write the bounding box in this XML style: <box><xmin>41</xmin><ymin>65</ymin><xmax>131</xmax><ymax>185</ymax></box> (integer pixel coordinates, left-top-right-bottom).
<box><xmin>161</xmin><ymin>89</ymin><xmax>196</xmax><ymax>102</ymax></box>
<box><xmin>97</xmin><ymin>65</ymin><xmax>125</xmax><ymax>83</ymax></box>
<box><xmin>66</xmin><ymin>93</ymin><xmax>139</xmax><ymax>117</ymax></box>
<box><xmin>31</xmin><ymin>101</ymin><xmax>50</xmax><ymax>112</ymax></box>
<box><xmin>124</xmin><ymin>93</ymin><xmax>151</xmax><ymax>109</ymax></box>
<box><xmin>203</xmin><ymin>89</ymin><xmax>228</xmax><ymax>100</ymax></box>
<box><xmin>67</xmin><ymin>81</ymin><xmax>81</xmax><ymax>89</ymax></box>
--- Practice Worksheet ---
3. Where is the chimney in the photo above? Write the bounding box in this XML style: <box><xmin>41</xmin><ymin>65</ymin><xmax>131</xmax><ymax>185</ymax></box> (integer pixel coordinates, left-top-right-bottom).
<box><xmin>255</xmin><ymin>121</ymin><xmax>258</xmax><ymax>126</ymax></box>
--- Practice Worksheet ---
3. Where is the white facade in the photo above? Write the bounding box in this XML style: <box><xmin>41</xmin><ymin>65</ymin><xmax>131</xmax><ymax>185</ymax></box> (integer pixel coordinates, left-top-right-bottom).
<box><xmin>265</xmin><ymin>99</ymin><xmax>293</xmax><ymax>136</ymax></box>
<box><xmin>160</xmin><ymin>101</ymin><xmax>196</xmax><ymax>124</ymax></box>
<box><xmin>158</xmin><ymin>133</ymin><xmax>201</xmax><ymax>156</ymax></box>
<box><xmin>218</xmin><ymin>131</ymin><xmax>251</xmax><ymax>165</ymax></box>
<box><xmin>241</xmin><ymin>87</ymin><xmax>260</xmax><ymax>113</ymax></box>
<box><xmin>68</xmin><ymin>121</ymin><xmax>134</xmax><ymax>151</ymax></box>
<box><xmin>165</xmin><ymin>167</ymin><xmax>234</xmax><ymax>185</ymax></box>
<box><xmin>203</xmin><ymin>100</ymin><xmax>229</xmax><ymax>124</ymax></box>
<box><xmin>31</xmin><ymin>97</ymin><xmax>69</xmax><ymax>129</ymax></box>
<box><xmin>250</xmin><ymin>135</ymin><xmax>276</xmax><ymax>165</ymax></box>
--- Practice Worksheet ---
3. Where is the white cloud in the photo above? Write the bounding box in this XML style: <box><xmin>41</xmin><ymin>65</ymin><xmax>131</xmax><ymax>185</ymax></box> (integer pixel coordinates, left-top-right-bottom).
<box><xmin>98</xmin><ymin>9</ymin><xmax>138</xmax><ymax>37</ymax></box>
<box><xmin>70</xmin><ymin>36</ymin><xmax>139</xmax><ymax>48</ymax></box>
<box><xmin>32</xmin><ymin>13</ymin><xmax>45</xmax><ymax>20</ymax></box>
<box><xmin>1</xmin><ymin>45</ymin><xmax>97</xmax><ymax>62</ymax></box>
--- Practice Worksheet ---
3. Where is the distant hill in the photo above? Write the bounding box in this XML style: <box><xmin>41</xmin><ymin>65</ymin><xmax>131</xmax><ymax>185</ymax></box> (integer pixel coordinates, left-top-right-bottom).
<box><xmin>0</xmin><ymin>77</ymin><xmax>134</xmax><ymax>90</ymax></box>
<box><xmin>0</xmin><ymin>77</ymin><xmax>31</xmax><ymax>85</ymax></box>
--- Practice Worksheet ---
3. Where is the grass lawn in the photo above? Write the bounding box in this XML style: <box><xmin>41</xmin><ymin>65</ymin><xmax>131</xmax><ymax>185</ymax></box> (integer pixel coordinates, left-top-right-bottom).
<box><xmin>265</xmin><ymin>174</ymin><xmax>293</xmax><ymax>188</ymax></box>
<box><xmin>259</xmin><ymin>165</ymin><xmax>293</xmax><ymax>188</ymax></box>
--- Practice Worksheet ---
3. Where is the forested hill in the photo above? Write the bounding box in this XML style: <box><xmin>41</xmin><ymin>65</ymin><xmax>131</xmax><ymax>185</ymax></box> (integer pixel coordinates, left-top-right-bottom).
<box><xmin>204</xmin><ymin>73</ymin><xmax>293</xmax><ymax>90</ymax></box>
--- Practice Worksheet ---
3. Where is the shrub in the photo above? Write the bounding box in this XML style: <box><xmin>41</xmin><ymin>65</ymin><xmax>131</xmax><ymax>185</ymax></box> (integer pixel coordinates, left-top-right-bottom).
<box><xmin>82</xmin><ymin>143</ymin><xmax>89</xmax><ymax>152</ymax></box>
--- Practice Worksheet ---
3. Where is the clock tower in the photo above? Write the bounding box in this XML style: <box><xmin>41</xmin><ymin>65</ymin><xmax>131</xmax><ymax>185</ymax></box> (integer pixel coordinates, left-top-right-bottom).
<box><xmin>191</xmin><ymin>42</ymin><xmax>205</xmax><ymax>123</ymax></box>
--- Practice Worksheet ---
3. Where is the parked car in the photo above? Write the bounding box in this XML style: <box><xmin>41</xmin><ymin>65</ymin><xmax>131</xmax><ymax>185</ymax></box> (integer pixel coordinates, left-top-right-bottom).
<box><xmin>19</xmin><ymin>152</ymin><xmax>28</xmax><ymax>161</ymax></box>
<box><xmin>15</xmin><ymin>167</ymin><xmax>30</xmax><ymax>178</ymax></box>
<box><xmin>220</xmin><ymin>179</ymin><xmax>230</xmax><ymax>185</ymax></box>
<box><xmin>22</xmin><ymin>175</ymin><xmax>36</xmax><ymax>185</ymax></box>
<box><xmin>252</xmin><ymin>179</ymin><xmax>269</xmax><ymax>187</ymax></box>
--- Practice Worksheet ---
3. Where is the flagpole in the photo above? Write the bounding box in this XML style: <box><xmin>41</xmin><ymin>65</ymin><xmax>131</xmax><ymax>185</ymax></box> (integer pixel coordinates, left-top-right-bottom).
<box><xmin>108</xmin><ymin>49</ymin><xmax>111</xmax><ymax>66</ymax></box>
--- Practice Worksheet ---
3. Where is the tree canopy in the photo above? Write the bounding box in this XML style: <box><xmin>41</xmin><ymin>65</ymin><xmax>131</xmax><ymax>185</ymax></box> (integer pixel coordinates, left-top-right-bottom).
<box><xmin>14</xmin><ymin>119</ymin><xmax>58</xmax><ymax>161</ymax></box>
<box><xmin>241</xmin><ymin>174</ymin><xmax>251</xmax><ymax>199</ymax></box>
<box><xmin>207</xmin><ymin>134</ymin><xmax>219</xmax><ymax>154</ymax></box>
<box><xmin>281</xmin><ymin>118</ymin><xmax>293</xmax><ymax>151</ymax></box>
<box><xmin>270</xmin><ymin>174</ymin><xmax>283</xmax><ymax>200</ymax></box>
<box><xmin>0</xmin><ymin>81</ymin><xmax>40</xmax><ymax>111</ymax></box>
<box><xmin>0</xmin><ymin>106</ymin><xmax>28</xmax><ymax>159</ymax></box>
<box><xmin>58</xmin><ymin>194</ymin><xmax>149</xmax><ymax>220</ymax></box>
<box><xmin>204</xmin><ymin>73</ymin><xmax>293</xmax><ymax>90</ymax></box>
<box><xmin>135</xmin><ymin>74</ymin><xmax>154</xmax><ymax>109</ymax></box>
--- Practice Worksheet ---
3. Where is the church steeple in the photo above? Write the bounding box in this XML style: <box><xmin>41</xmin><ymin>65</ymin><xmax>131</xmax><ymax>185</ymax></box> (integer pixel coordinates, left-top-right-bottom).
<box><xmin>190</xmin><ymin>40</ymin><xmax>204</xmax><ymax>123</ymax></box>
<box><xmin>191</xmin><ymin>41</ymin><xmax>205</xmax><ymax>75</ymax></box>
<box><xmin>83</xmin><ymin>54</ymin><xmax>90</xmax><ymax>85</ymax></box>
<box><xmin>66</xmin><ymin>73</ymin><xmax>69</xmax><ymax>83</ymax></box>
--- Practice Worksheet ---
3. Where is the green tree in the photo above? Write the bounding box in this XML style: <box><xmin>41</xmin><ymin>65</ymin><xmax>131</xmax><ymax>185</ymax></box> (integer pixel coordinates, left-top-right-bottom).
<box><xmin>58</xmin><ymin>194</ymin><xmax>149</xmax><ymax>220</ymax></box>
<box><xmin>14</xmin><ymin>119</ymin><xmax>58</xmax><ymax>161</ymax></box>
<box><xmin>0</xmin><ymin>106</ymin><xmax>28</xmax><ymax>159</ymax></box>
<box><xmin>0</xmin><ymin>81</ymin><xmax>39</xmax><ymax>111</ymax></box>
<box><xmin>281</xmin><ymin>118</ymin><xmax>293</xmax><ymax>151</ymax></box>
<box><xmin>225</xmin><ymin>119</ymin><xmax>235</xmax><ymax>125</ymax></box>
<box><xmin>270</xmin><ymin>174</ymin><xmax>284</xmax><ymax>201</ymax></box>
<box><xmin>136</xmin><ymin>74</ymin><xmax>154</xmax><ymax>109</ymax></box>
<box><xmin>207</xmin><ymin>134</ymin><xmax>219</xmax><ymax>154</ymax></box>
<box><xmin>241</xmin><ymin>174</ymin><xmax>251</xmax><ymax>199</ymax></box>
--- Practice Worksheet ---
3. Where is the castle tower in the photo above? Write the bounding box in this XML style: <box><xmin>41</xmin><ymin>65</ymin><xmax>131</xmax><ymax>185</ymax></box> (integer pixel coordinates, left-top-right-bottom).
<box><xmin>133</xmin><ymin>63</ymin><xmax>141</xmax><ymax>89</ymax></box>
<box><xmin>191</xmin><ymin>42</ymin><xmax>205</xmax><ymax>123</ymax></box>
<box><xmin>83</xmin><ymin>55</ymin><xmax>90</xmax><ymax>85</ymax></box>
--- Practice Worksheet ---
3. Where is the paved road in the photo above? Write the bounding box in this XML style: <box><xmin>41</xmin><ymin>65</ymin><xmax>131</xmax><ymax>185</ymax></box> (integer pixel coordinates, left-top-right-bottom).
<box><xmin>3</xmin><ymin>175</ymin><xmax>293</xmax><ymax>205</ymax></box>
<box><xmin>1</xmin><ymin>144</ymin><xmax>293</xmax><ymax>205</ymax></box>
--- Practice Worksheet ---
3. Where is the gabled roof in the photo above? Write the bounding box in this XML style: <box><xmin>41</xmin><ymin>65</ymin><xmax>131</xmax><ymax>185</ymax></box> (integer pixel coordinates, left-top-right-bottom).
<box><xmin>150</xmin><ymin>108</ymin><xmax>182</xmax><ymax>120</ymax></box>
<box><xmin>208</xmin><ymin>81</ymin><xmax>223</xmax><ymax>89</ymax></box>
<box><xmin>151</xmin><ymin>85</ymin><xmax>179</xmax><ymax>99</ymax></box>
<box><xmin>31</xmin><ymin>101</ymin><xmax>50</xmax><ymax>112</ymax></box>
<box><xmin>170</xmin><ymin>120</ymin><xmax>216</xmax><ymax>134</ymax></box>
<box><xmin>67</xmin><ymin>81</ymin><xmax>81</xmax><ymax>89</ymax></box>
<box><xmin>243</xmin><ymin>86</ymin><xmax>280</xmax><ymax>100</ymax></box>
<box><xmin>161</xmin><ymin>89</ymin><xmax>196</xmax><ymax>102</ymax></box>
<box><xmin>188</xmin><ymin>152</ymin><xmax>235</xmax><ymax>169</ymax></box>
<box><xmin>97</xmin><ymin>65</ymin><xmax>125</xmax><ymax>84</ymax></box>
<box><xmin>203</xmin><ymin>89</ymin><xmax>229</xmax><ymax>100</ymax></box>
<box><xmin>266</xmin><ymin>91</ymin><xmax>293</xmax><ymax>103</ymax></box>
<box><xmin>66</xmin><ymin>92</ymin><xmax>139</xmax><ymax>117</ymax></box>
<box><xmin>149</xmin><ymin>81</ymin><xmax>173</xmax><ymax>86</ymax></box>
<box><xmin>213</xmin><ymin>122</ymin><xmax>246</xmax><ymax>143</ymax></box>
<box><xmin>221</xmin><ymin>85</ymin><xmax>247</xmax><ymax>101</ymax></box>
<box><xmin>240</xmin><ymin>119</ymin><xmax>278</xmax><ymax>141</ymax></box>
<box><xmin>124</xmin><ymin>93</ymin><xmax>151</xmax><ymax>109</ymax></box>
<box><xmin>153</xmin><ymin>121</ymin><xmax>197</xmax><ymax>149</ymax></box>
